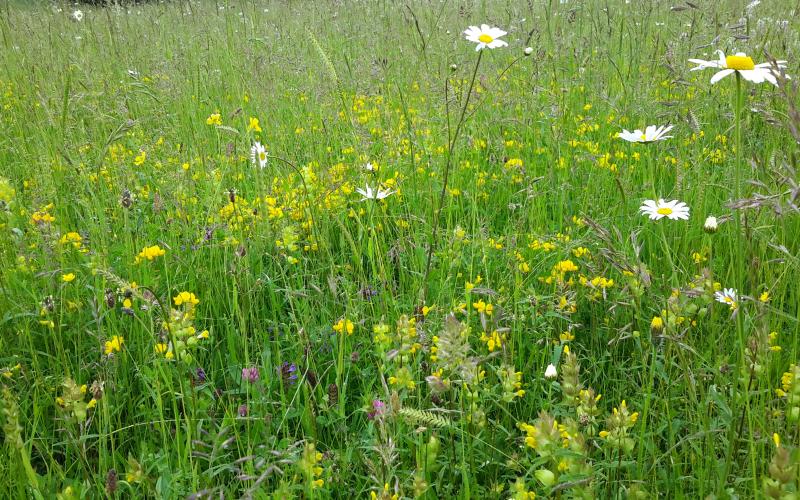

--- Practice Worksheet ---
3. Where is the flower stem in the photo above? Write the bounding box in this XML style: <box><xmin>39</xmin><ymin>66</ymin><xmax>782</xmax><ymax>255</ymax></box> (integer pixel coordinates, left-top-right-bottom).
<box><xmin>422</xmin><ymin>50</ymin><xmax>483</xmax><ymax>301</ymax></box>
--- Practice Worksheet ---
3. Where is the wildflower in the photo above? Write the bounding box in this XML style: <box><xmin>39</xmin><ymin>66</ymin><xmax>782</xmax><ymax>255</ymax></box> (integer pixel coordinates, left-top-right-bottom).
<box><xmin>534</xmin><ymin>469</ymin><xmax>556</xmax><ymax>487</ymax></box>
<box><xmin>759</xmin><ymin>291</ymin><xmax>770</xmax><ymax>303</ymax></box>
<box><xmin>247</xmin><ymin>117</ymin><xmax>262</xmax><ymax>133</ymax></box>
<box><xmin>250</xmin><ymin>141</ymin><xmax>268</xmax><ymax>169</ymax></box>
<box><xmin>704</xmin><ymin>216</ymin><xmax>718</xmax><ymax>233</ymax></box>
<box><xmin>206</xmin><ymin>113</ymin><xmax>222</xmax><ymax>126</ymax></box>
<box><xmin>651</xmin><ymin>316</ymin><xmax>664</xmax><ymax>332</ymax></box>
<box><xmin>689</xmin><ymin>50</ymin><xmax>789</xmax><ymax>86</ymax></box>
<box><xmin>463</xmin><ymin>24</ymin><xmax>508</xmax><ymax>51</ymax></box>
<box><xmin>155</xmin><ymin>343</ymin><xmax>173</xmax><ymax>359</ymax></box>
<box><xmin>126</xmin><ymin>456</ymin><xmax>144</xmax><ymax>484</ymax></box>
<box><xmin>618</xmin><ymin>125</ymin><xmax>673</xmax><ymax>143</ymax></box>
<box><xmin>104</xmin><ymin>336</ymin><xmax>124</xmax><ymax>356</ymax></box>
<box><xmin>599</xmin><ymin>400</ymin><xmax>639</xmax><ymax>453</ymax></box>
<box><xmin>61</xmin><ymin>273</ymin><xmax>76</xmax><ymax>283</ymax></box>
<box><xmin>472</xmin><ymin>299</ymin><xmax>493</xmax><ymax>315</ymax></box>
<box><xmin>714</xmin><ymin>288</ymin><xmax>738</xmax><ymax>310</ymax></box>
<box><xmin>173</xmin><ymin>291</ymin><xmax>199</xmax><ymax>307</ymax></box>
<box><xmin>242</xmin><ymin>366</ymin><xmax>260</xmax><ymax>383</ymax></box>
<box><xmin>135</xmin><ymin>245</ymin><xmax>165</xmax><ymax>263</ymax></box>
<box><xmin>639</xmin><ymin>199</ymin><xmax>690</xmax><ymax>221</ymax></box>
<box><xmin>333</xmin><ymin>318</ymin><xmax>355</xmax><ymax>335</ymax></box>
<box><xmin>544</xmin><ymin>363</ymin><xmax>558</xmax><ymax>379</ymax></box>
<box><xmin>356</xmin><ymin>184</ymin><xmax>394</xmax><ymax>201</ymax></box>
<box><xmin>238</xmin><ymin>404</ymin><xmax>248</xmax><ymax>417</ymax></box>
<box><xmin>279</xmin><ymin>362</ymin><xmax>298</xmax><ymax>386</ymax></box>
<box><xmin>299</xmin><ymin>443</ymin><xmax>325</xmax><ymax>489</ymax></box>
<box><xmin>510</xmin><ymin>478</ymin><xmax>536</xmax><ymax>500</ymax></box>
<box><xmin>71</xmin><ymin>10</ymin><xmax>83</xmax><ymax>22</ymax></box>
<box><xmin>524</xmin><ymin>47</ymin><xmax>534</xmax><ymax>56</ymax></box>
<box><xmin>367</xmin><ymin>399</ymin><xmax>387</xmax><ymax>420</ymax></box>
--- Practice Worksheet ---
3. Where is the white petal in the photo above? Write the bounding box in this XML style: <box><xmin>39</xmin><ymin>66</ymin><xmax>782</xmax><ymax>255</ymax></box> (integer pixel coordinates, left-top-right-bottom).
<box><xmin>710</xmin><ymin>69</ymin><xmax>734</xmax><ymax>84</ymax></box>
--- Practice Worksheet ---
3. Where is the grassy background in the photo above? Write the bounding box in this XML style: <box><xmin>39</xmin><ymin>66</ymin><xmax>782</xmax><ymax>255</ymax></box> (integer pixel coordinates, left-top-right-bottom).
<box><xmin>1</xmin><ymin>0</ymin><xmax>798</xmax><ymax>497</ymax></box>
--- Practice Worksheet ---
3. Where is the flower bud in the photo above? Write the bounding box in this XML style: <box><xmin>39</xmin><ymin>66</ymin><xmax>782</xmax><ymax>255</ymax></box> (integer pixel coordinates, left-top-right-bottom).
<box><xmin>704</xmin><ymin>216</ymin><xmax>718</xmax><ymax>233</ymax></box>
<box><xmin>524</xmin><ymin>47</ymin><xmax>533</xmax><ymax>56</ymax></box>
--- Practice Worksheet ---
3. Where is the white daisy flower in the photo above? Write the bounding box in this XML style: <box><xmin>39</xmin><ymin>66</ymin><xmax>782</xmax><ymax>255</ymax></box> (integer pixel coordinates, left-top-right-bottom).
<box><xmin>544</xmin><ymin>364</ymin><xmax>558</xmax><ymax>379</ymax></box>
<box><xmin>72</xmin><ymin>9</ymin><xmax>84</xmax><ymax>22</ymax></box>
<box><xmin>250</xmin><ymin>142</ymin><xmax>268</xmax><ymax>169</ymax></box>
<box><xmin>364</xmin><ymin>162</ymin><xmax>376</xmax><ymax>172</ymax></box>
<box><xmin>689</xmin><ymin>50</ymin><xmax>789</xmax><ymax>86</ymax></box>
<box><xmin>356</xmin><ymin>184</ymin><xmax>394</xmax><ymax>202</ymax></box>
<box><xmin>639</xmin><ymin>199</ymin><xmax>690</xmax><ymax>221</ymax></box>
<box><xmin>714</xmin><ymin>288</ymin><xmax>738</xmax><ymax>309</ymax></box>
<box><xmin>618</xmin><ymin>125</ymin><xmax>674</xmax><ymax>143</ymax></box>
<box><xmin>463</xmin><ymin>24</ymin><xmax>508</xmax><ymax>51</ymax></box>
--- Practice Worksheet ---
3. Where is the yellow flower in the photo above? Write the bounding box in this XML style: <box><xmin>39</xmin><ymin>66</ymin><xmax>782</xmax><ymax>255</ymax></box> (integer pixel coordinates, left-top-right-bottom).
<box><xmin>61</xmin><ymin>273</ymin><xmax>76</xmax><ymax>283</ymax></box>
<box><xmin>134</xmin><ymin>150</ymin><xmax>146</xmax><ymax>166</ymax></box>
<box><xmin>247</xmin><ymin>117</ymin><xmax>262</xmax><ymax>132</ymax></box>
<box><xmin>104</xmin><ymin>336</ymin><xmax>124</xmax><ymax>356</ymax></box>
<box><xmin>333</xmin><ymin>318</ymin><xmax>354</xmax><ymax>335</ymax></box>
<box><xmin>135</xmin><ymin>245</ymin><xmax>165</xmax><ymax>263</ymax></box>
<box><xmin>651</xmin><ymin>316</ymin><xmax>664</xmax><ymax>331</ymax></box>
<box><xmin>173</xmin><ymin>291</ymin><xmax>200</xmax><ymax>307</ymax></box>
<box><xmin>206</xmin><ymin>113</ymin><xmax>222</xmax><ymax>126</ymax></box>
<box><xmin>473</xmin><ymin>300</ymin><xmax>493</xmax><ymax>316</ymax></box>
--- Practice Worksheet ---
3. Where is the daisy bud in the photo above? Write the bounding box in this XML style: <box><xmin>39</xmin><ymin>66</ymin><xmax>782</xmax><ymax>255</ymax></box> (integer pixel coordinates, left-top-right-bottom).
<box><xmin>544</xmin><ymin>363</ymin><xmax>558</xmax><ymax>379</ymax></box>
<box><xmin>450</xmin><ymin>63</ymin><xmax>458</xmax><ymax>72</ymax></box>
<box><xmin>524</xmin><ymin>47</ymin><xmax>533</xmax><ymax>56</ymax></box>
<box><xmin>704</xmin><ymin>216</ymin><xmax>718</xmax><ymax>233</ymax></box>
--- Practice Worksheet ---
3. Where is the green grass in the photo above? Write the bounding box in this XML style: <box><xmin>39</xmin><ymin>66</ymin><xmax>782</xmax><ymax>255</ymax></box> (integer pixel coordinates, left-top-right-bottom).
<box><xmin>1</xmin><ymin>0</ymin><xmax>799</xmax><ymax>498</ymax></box>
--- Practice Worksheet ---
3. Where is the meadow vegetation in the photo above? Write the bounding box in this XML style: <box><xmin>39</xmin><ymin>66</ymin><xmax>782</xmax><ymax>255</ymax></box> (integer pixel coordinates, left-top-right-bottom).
<box><xmin>1</xmin><ymin>0</ymin><xmax>799</xmax><ymax>497</ymax></box>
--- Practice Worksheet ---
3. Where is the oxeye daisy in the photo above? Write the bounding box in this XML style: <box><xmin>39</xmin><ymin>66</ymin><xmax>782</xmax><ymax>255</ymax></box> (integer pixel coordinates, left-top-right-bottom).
<box><xmin>618</xmin><ymin>125</ymin><xmax>674</xmax><ymax>143</ymax></box>
<box><xmin>639</xmin><ymin>199</ymin><xmax>690</xmax><ymax>221</ymax></box>
<box><xmin>463</xmin><ymin>24</ymin><xmax>508</xmax><ymax>51</ymax></box>
<box><xmin>356</xmin><ymin>184</ymin><xmax>394</xmax><ymax>202</ymax></box>
<box><xmin>714</xmin><ymin>288</ymin><xmax>738</xmax><ymax>310</ymax></box>
<box><xmin>689</xmin><ymin>50</ymin><xmax>789</xmax><ymax>86</ymax></box>
<box><xmin>250</xmin><ymin>142</ymin><xmax>268</xmax><ymax>169</ymax></box>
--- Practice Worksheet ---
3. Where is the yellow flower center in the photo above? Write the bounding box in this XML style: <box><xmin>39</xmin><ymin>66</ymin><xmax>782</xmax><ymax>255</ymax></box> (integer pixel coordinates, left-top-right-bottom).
<box><xmin>478</xmin><ymin>33</ymin><xmax>493</xmax><ymax>43</ymax></box>
<box><xmin>259</xmin><ymin>152</ymin><xmax>267</xmax><ymax>161</ymax></box>
<box><xmin>726</xmin><ymin>55</ymin><xmax>755</xmax><ymax>71</ymax></box>
<box><xmin>640</xmin><ymin>134</ymin><xmax>647</xmax><ymax>141</ymax></box>
<box><xmin>657</xmin><ymin>207</ymin><xmax>673</xmax><ymax>216</ymax></box>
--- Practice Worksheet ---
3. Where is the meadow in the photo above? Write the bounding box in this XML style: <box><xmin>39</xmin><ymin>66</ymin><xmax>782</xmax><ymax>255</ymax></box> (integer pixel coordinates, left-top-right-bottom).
<box><xmin>1</xmin><ymin>0</ymin><xmax>799</xmax><ymax>497</ymax></box>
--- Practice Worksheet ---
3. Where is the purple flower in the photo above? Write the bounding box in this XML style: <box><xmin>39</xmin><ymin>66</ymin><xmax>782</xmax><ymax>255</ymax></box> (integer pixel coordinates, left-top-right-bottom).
<box><xmin>194</xmin><ymin>367</ymin><xmax>207</xmax><ymax>383</ymax></box>
<box><xmin>367</xmin><ymin>399</ymin><xmax>386</xmax><ymax>420</ymax></box>
<box><xmin>242</xmin><ymin>366</ymin><xmax>260</xmax><ymax>383</ymax></box>
<box><xmin>238</xmin><ymin>404</ymin><xmax>248</xmax><ymax>417</ymax></box>
<box><xmin>279</xmin><ymin>362</ymin><xmax>298</xmax><ymax>386</ymax></box>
